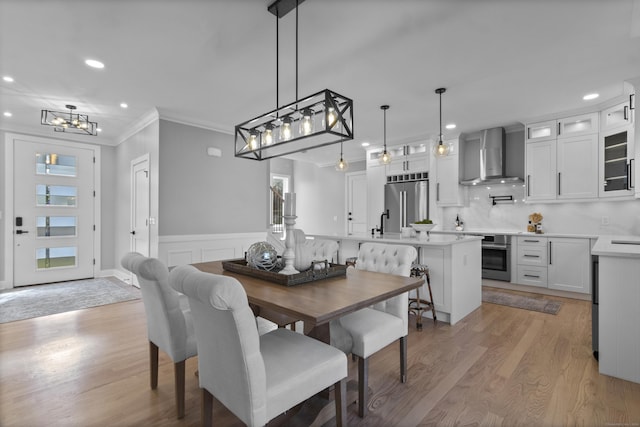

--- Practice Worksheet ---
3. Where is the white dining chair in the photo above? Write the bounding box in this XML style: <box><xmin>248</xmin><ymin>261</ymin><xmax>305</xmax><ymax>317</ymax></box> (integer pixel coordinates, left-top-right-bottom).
<box><xmin>331</xmin><ymin>242</ymin><xmax>417</xmax><ymax>417</ymax></box>
<box><xmin>121</xmin><ymin>252</ymin><xmax>197</xmax><ymax>419</ymax></box>
<box><xmin>169</xmin><ymin>264</ymin><xmax>348</xmax><ymax>427</ymax></box>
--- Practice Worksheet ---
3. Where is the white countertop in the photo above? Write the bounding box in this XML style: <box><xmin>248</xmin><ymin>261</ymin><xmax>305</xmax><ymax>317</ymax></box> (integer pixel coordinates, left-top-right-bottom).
<box><xmin>592</xmin><ymin>235</ymin><xmax>640</xmax><ymax>258</ymax></box>
<box><xmin>431</xmin><ymin>229</ymin><xmax>600</xmax><ymax>239</ymax></box>
<box><xmin>312</xmin><ymin>233</ymin><xmax>482</xmax><ymax>246</ymax></box>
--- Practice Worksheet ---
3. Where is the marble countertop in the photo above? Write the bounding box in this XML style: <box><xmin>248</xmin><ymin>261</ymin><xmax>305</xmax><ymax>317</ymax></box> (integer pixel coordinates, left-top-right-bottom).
<box><xmin>592</xmin><ymin>235</ymin><xmax>640</xmax><ymax>258</ymax></box>
<box><xmin>431</xmin><ymin>229</ymin><xmax>600</xmax><ymax>239</ymax></box>
<box><xmin>311</xmin><ymin>233</ymin><xmax>482</xmax><ymax>246</ymax></box>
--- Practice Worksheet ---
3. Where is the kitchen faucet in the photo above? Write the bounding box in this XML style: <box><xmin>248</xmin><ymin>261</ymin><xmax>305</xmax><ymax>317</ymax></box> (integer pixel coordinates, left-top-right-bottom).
<box><xmin>377</xmin><ymin>209</ymin><xmax>390</xmax><ymax>235</ymax></box>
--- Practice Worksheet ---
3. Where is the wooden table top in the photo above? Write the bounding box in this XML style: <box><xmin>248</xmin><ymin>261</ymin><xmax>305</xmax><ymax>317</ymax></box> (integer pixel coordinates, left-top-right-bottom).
<box><xmin>192</xmin><ymin>260</ymin><xmax>423</xmax><ymax>329</ymax></box>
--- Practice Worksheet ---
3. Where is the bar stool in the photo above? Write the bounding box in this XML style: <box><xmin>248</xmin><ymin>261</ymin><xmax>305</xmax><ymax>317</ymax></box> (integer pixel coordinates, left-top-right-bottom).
<box><xmin>345</xmin><ymin>257</ymin><xmax>358</xmax><ymax>267</ymax></box>
<box><xmin>408</xmin><ymin>264</ymin><xmax>437</xmax><ymax>330</ymax></box>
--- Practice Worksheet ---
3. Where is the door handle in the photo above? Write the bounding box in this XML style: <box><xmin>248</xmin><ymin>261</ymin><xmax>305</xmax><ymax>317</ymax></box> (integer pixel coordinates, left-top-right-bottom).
<box><xmin>130</xmin><ymin>230</ymin><xmax>136</xmax><ymax>235</ymax></box>
<box><xmin>16</xmin><ymin>230</ymin><xmax>29</xmax><ymax>234</ymax></box>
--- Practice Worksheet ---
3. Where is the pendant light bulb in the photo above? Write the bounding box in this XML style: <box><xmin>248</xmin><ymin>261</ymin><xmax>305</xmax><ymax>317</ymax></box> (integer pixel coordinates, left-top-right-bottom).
<box><xmin>280</xmin><ymin>117</ymin><xmax>293</xmax><ymax>141</ymax></box>
<box><xmin>263</xmin><ymin>124</ymin><xmax>274</xmax><ymax>146</ymax></box>
<box><xmin>379</xmin><ymin>105</ymin><xmax>392</xmax><ymax>165</ymax></box>
<box><xmin>248</xmin><ymin>130</ymin><xmax>260</xmax><ymax>151</ymax></box>
<box><xmin>299</xmin><ymin>109</ymin><xmax>314</xmax><ymax>136</ymax></box>
<box><xmin>335</xmin><ymin>140</ymin><xmax>349</xmax><ymax>171</ymax></box>
<box><xmin>433</xmin><ymin>88</ymin><xmax>449</xmax><ymax>157</ymax></box>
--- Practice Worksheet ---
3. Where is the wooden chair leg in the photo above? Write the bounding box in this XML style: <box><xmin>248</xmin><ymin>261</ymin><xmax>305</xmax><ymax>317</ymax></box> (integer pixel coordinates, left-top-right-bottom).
<box><xmin>400</xmin><ymin>336</ymin><xmax>407</xmax><ymax>383</ymax></box>
<box><xmin>201</xmin><ymin>388</ymin><xmax>213</xmax><ymax>427</ymax></box>
<box><xmin>357</xmin><ymin>356</ymin><xmax>369</xmax><ymax>417</ymax></box>
<box><xmin>174</xmin><ymin>360</ymin><xmax>186</xmax><ymax>419</ymax></box>
<box><xmin>149</xmin><ymin>341</ymin><xmax>159</xmax><ymax>390</ymax></box>
<box><xmin>334</xmin><ymin>377</ymin><xmax>347</xmax><ymax>427</ymax></box>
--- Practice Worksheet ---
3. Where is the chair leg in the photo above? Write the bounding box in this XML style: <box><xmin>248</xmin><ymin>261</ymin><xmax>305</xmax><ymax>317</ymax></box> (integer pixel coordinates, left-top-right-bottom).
<box><xmin>149</xmin><ymin>341</ymin><xmax>159</xmax><ymax>390</ymax></box>
<box><xmin>425</xmin><ymin>273</ymin><xmax>437</xmax><ymax>323</ymax></box>
<box><xmin>201</xmin><ymin>388</ymin><xmax>213</xmax><ymax>427</ymax></box>
<box><xmin>334</xmin><ymin>378</ymin><xmax>347</xmax><ymax>427</ymax></box>
<box><xmin>400</xmin><ymin>336</ymin><xmax>407</xmax><ymax>383</ymax></box>
<box><xmin>357</xmin><ymin>356</ymin><xmax>369</xmax><ymax>417</ymax></box>
<box><xmin>174</xmin><ymin>360</ymin><xmax>186</xmax><ymax>419</ymax></box>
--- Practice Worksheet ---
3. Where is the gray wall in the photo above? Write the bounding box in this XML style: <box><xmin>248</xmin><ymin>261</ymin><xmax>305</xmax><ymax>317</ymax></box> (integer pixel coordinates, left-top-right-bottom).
<box><xmin>0</xmin><ymin>130</ymin><xmax>5</xmax><ymax>281</ymax></box>
<box><xmin>158</xmin><ymin>120</ymin><xmax>268</xmax><ymax>235</ymax></box>
<box><xmin>100</xmin><ymin>145</ymin><xmax>117</xmax><ymax>270</ymax></box>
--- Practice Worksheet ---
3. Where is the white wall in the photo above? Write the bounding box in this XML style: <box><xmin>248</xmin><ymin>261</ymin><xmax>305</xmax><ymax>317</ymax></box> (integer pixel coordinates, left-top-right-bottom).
<box><xmin>442</xmin><ymin>185</ymin><xmax>640</xmax><ymax>236</ymax></box>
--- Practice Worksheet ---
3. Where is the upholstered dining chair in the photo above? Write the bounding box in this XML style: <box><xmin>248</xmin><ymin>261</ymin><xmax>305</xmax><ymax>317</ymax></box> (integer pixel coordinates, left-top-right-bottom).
<box><xmin>331</xmin><ymin>242</ymin><xmax>418</xmax><ymax>417</ymax></box>
<box><xmin>121</xmin><ymin>252</ymin><xmax>197</xmax><ymax>419</ymax></box>
<box><xmin>169</xmin><ymin>265</ymin><xmax>348</xmax><ymax>427</ymax></box>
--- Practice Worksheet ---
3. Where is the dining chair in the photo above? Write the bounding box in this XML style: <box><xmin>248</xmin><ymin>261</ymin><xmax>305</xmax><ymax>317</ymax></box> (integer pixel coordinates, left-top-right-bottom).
<box><xmin>169</xmin><ymin>265</ymin><xmax>348</xmax><ymax>427</ymax></box>
<box><xmin>331</xmin><ymin>242</ymin><xmax>418</xmax><ymax>417</ymax></box>
<box><xmin>121</xmin><ymin>252</ymin><xmax>198</xmax><ymax>419</ymax></box>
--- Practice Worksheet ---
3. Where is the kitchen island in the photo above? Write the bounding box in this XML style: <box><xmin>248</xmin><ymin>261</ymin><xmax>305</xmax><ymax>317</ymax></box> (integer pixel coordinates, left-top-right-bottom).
<box><xmin>311</xmin><ymin>233</ymin><xmax>482</xmax><ymax>325</ymax></box>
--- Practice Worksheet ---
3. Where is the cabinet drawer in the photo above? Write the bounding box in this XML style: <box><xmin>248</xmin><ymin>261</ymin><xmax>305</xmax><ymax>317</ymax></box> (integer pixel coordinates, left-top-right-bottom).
<box><xmin>517</xmin><ymin>236</ymin><xmax>547</xmax><ymax>247</ymax></box>
<box><xmin>517</xmin><ymin>244</ymin><xmax>548</xmax><ymax>266</ymax></box>
<box><xmin>516</xmin><ymin>266</ymin><xmax>548</xmax><ymax>288</ymax></box>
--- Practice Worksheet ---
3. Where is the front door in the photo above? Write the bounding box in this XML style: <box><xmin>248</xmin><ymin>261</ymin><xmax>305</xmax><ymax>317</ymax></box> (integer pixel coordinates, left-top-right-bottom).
<box><xmin>13</xmin><ymin>139</ymin><xmax>95</xmax><ymax>286</ymax></box>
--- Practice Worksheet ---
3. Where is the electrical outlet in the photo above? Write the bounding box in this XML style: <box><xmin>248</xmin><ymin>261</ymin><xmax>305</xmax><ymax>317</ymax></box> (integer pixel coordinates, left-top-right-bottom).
<box><xmin>601</xmin><ymin>216</ymin><xmax>610</xmax><ymax>226</ymax></box>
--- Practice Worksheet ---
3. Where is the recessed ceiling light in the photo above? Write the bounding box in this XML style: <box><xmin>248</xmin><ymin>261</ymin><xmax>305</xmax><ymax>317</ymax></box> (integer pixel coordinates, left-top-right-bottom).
<box><xmin>120</xmin><ymin>103</ymin><xmax>128</xmax><ymax>108</ymax></box>
<box><xmin>446</xmin><ymin>123</ymin><xmax>456</xmax><ymax>129</ymax></box>
<box><xmin>85</xmin><ymin>59</ymin><xmax>105</xmax><ymax>69</ymax></box>
<box><xmin>361</xmin><ymin>142</ymin><xmax>370</xmax><ymax>147</ymax></box>
<box><xmin>583</xmin><ymin>93</ymin><xmax>599</xmax><ymax>101</ymax></box>
<box><xmin>3</xmin><ymin>76</ymin><xmax>14</xmax><ymax>83</ymax></box>
<box><xmin>3</xmin><ymin>111</ymin><xmax>12</xmax><ymax>117</ymax></box>
<box><xmin>97</xmin><ymin>128</ymin><xmax>102</xmax><ymax>132</ymax></box>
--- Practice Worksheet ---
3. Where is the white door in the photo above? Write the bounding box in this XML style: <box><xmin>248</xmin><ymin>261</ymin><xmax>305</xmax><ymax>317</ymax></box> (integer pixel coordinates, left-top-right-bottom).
<box><xmin>347</xmin><ymin>172</ymin><xmax>367</xmax><ymax>235</ymax></box>
<box><xmin>13</xmin><ymin>140</ymin><xmax>95</xmax><ymax>286</ymax></box>
<box><xmin>131</xmin><ymin>156</ymin><xmax>150</xmax><ymax>258</ymax></box>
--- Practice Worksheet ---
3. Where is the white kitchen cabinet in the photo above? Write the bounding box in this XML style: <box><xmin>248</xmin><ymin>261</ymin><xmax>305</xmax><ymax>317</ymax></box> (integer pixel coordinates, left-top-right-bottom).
<box><xmin>557</xmin><ymin>134</ymin><xmax>599</xmax><ymax>199</ymax></box>
<box><xmin>525</xmin><ymin>113</ymin><xmax>598</xmax><ymax>202</ymax></box>
<box><xmin>601</xmin><ymin>100</ymin><xmax>634</xmax><ymax>131</ymax></box>
<box><xmin>525</xmin><ymin>139</ymin><xmax>557</xmax><ymax>201</ymax></box>
<box><xmin>435</xmin><ymin>138</ymin><xmax>464</xmax><ymax>207</ymax></box>
<box><xmin>526</xmin><ymin>120</ymin><xmax>557</xmax><ymax>142</ymax></box>
<box><xmin>419</xmin><ymin>246</ymin><xmax>447</xmax><ymax>313</ymax></box>
<box><xmin>599</xmin><ymin>125</ymin><xmax>635</xmax><ymax>198</ymax></box>
<box><xmin>547</xmin><ymin>237</ymin><xmax>590</xmax><ymax>294</ymax></box>
<box><xmin>386</xmin><ymin>145</ymin><xmax>429</xmax><ymax>176</ymax></box>
<box><xmin>515</xmin><ymin>235</ymin><xmax>591</xmax><ymax>294</ymax></box>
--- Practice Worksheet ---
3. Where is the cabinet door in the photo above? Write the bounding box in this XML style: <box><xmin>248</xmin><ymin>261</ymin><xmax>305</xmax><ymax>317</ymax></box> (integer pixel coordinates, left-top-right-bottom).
<box><xmin>525</xmin><ymin>140</ymin><xmax>557</xmax><ymax>201</ymax></box>
<box><xmin>435</xmin><ymin>154</ymin><xmax>462</xmax><ymax>206</ymax></box>
<box><xmin>601</xmin><ymin>101</ymin><xmax>633</xmax><ymax>131</ymax></box>
<box><xmin>386</xmin><ymin>157</ymin><xmax>406</xmax><ymax>175</ymax></box>
<box><xmin>420</xmin><ymin>247</ymin><xmax>448</xmax><ymax>312</ymax></box>
<box><xmin>406</xmin><ymin>152</ymin><xmax>429</xmax><ymax>173</ymax></box>
<box><xmin>599</xmin><ymin>128</ymin><xmax>633</xmax><ymax>198</ymax></box>
<box><xmin>557</xmin><ymin>134</ymin><xmax>598</xmax><ymax>199</ymax></box>
<box><xmin>547</xmin><ymin>238</ymin><xmax>590</xmax><ymax>294</ymax></box>
<box><xmin>526</xmin><ymin>120</ymin><xmax>557</xmax><ymax>142</ymax></box>
<box><xmin>558</xmin><ymin>112</ymin><xmax>598</xmax><ymax>138</ymax></box>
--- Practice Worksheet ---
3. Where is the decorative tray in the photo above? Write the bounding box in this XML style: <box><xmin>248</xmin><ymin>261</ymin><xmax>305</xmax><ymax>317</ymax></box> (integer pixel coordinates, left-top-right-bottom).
<box><xmin>221</xmin><ymin>258</ymin><xmax>347</xmax><ymax>287</ymax></box>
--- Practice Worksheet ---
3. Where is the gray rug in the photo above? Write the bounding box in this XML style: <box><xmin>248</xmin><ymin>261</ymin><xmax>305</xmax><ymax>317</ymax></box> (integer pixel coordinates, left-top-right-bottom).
<box><xmin>0</xmin><ymin>278</ymin><xmax>140</xmax><ymax>323</ymax></box>
<box><xmin>482</xmin><ymin>289</ymin><xmax>562</xmax><ymax>315</ymax></box>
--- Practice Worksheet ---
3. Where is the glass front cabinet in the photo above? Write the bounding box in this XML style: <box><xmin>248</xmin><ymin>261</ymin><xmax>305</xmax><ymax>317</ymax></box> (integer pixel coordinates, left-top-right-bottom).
<box><xmin>599</xmin><ymin>126</ymin><xmax>635</xmax><ymax>197</ymax></box>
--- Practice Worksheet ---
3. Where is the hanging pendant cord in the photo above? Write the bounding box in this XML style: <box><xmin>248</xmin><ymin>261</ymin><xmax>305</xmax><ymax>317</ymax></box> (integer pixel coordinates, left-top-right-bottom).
<box><xmin>295</xmin><ymin>0</ymin><xmax>299</xmax><ymax>109</ymax></box>
<box><xmin>384</xmin><ymin>108</ymin><xmax>387</xmax><ymax>150</ymax></box>
<box><xmin>439</xmin><ymin>91</ymin><xmax>442</xmax><ymax>143</ymax></box>
<box><xmin>276</xmin><ymin>11</ymin><xmax>279</xmax><ymax>116</ymax></box>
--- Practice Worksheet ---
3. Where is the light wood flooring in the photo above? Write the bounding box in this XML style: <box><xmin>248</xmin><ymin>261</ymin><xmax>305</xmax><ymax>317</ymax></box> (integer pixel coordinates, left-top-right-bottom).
<box><xmin>1</xmin><ymin>285</ymin><xmax>639</xmax><ymax>426</ymax></box>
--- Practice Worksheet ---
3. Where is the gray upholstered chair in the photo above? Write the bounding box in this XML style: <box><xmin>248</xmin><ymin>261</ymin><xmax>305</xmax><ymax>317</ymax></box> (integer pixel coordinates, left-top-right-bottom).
<box><xmin>121</xmin><ymin>252</ymin><xmax>197</xmax><ymax>419</ymax></box>
<box><xmin>331</xmin><ymin>242</ymin><xmax>417</xmax><ymax>417</ymax></box>
<box><xmin>169</xmin><ymin>264</ymin><xmax>348</xmax><ymax>427</ymax></box>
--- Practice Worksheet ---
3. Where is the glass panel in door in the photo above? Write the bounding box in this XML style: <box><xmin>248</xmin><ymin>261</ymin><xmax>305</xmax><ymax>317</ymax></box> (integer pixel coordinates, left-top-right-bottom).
<box><xmin>603</xmin><ymin>131</ymin><xmax>628</xmax><ymax>192</ymax></box>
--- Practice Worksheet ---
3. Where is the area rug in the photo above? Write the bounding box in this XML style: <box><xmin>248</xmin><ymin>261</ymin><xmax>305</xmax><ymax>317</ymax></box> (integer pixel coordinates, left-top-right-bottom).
<box><xmin>482</xmin><ymin>289</ymin><xmax>562</xmax><ymax>315</ymax></box>
<box><xmin>0</xmin><ymin>278</ymin><xmax>140</xmax><ymax>324</ymax></box>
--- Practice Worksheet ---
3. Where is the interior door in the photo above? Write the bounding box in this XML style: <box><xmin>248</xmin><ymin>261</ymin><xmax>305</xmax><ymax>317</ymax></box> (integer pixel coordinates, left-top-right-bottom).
<box><xmin>131</xmin><ymin>156</ymin><xmax>150</xmax><ymax>258</ymax></box>
<box><xmin>13</xmin><ymin>140</ymin><xmax>95</xmax><ymax>286</ymax></box>
<box><xmin>347</xmin><ymin>172</ymin><xmax>367</xmax><ymax>235</ymax></box>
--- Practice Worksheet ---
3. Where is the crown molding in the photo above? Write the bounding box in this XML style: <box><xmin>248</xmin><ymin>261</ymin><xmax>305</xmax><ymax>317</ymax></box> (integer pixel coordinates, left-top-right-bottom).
<box><xmin>115</xmin><ymin>108</ymin><xmax>160</xmax><ymax>145</ymax></box>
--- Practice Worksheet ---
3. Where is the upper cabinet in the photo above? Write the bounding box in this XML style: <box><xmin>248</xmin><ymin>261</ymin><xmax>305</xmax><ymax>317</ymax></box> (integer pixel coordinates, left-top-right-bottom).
<box><xmin>384</xmin><ymin>144</ymin><xmax>429</xmax><ymax>176</ymax></box>
<box><xmin>525</xmin><ymin>113</ymin><xmax>599</xmax><ymax>202</ymax></box>
<box><xmin>601</xmin><ymin>98</ymin><xmax>634</xmax><ymax>131</ymax></box>
<box><xmin>599</xmin><ymin>97</ymin><xmax>635</xmax><ymax>198</ymax></box>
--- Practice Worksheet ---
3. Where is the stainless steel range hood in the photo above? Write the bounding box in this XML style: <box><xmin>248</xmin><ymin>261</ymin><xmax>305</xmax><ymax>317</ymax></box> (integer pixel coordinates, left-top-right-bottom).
<box><xmin>460</xmin><ymin>127</ymin><xmax>524</xmax><ymax>186</ymax></box>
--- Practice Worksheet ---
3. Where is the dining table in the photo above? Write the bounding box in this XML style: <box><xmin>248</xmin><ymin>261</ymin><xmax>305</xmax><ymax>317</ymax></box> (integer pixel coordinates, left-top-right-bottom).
<box><xmin>191</xmin><ymin>260</ymin><xmax>424</xmax><ymax>343</ymax></box>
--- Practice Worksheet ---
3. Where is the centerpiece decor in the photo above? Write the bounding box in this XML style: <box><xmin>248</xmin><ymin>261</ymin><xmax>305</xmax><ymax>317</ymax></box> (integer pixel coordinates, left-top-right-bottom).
<box><xmin>280</xmin><ymin>192</ymin><xmax>299</xmax><ymax>275</ymax></box>
<box><xmin>410</xmin><ymin>220</ymin><xmax>436</xmax><ymax>240</ymax></box>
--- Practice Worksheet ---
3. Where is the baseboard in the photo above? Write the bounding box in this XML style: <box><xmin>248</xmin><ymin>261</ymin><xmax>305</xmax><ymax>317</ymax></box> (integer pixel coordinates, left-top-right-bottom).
<box><xmin>483</xmin><ymin>279</ymin><xmax>591</xmax><ymax>301</ymax></box>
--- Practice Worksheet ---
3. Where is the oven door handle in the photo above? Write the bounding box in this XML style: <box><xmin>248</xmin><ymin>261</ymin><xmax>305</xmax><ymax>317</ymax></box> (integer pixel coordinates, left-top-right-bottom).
<box><xmin>481</xmin><ymin>244</ymin><xmax>509</xmax><ymax>250</ymax></box>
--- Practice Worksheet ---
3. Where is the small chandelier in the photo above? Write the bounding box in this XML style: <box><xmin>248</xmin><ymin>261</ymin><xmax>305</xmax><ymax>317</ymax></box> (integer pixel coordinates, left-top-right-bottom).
<box><xmin>235</xmin><ymin>0</ymin><xmax>354</xmax><ymax>161</ymax></box>
<box><xmin>335</xmin><ymin>139</ymin><xmax>349</xmax><ymax>172</ymax></box>
<box><xmin>379</xmin><ymin>105</ymin><xmax>392</xmax><ymax>165</ymax></box>
<box><xmin>41</xmin><ymin>104</ymin><xmax>98</xmax><ymax>136</ymax></box>
<box><xmin>433</xmin><ymin>88</ymin><xmax>449</xmax><ymax>157</ymax></box>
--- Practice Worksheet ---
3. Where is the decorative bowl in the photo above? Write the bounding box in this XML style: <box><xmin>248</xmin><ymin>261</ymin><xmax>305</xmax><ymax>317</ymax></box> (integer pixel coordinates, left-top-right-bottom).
<box><xmin>410</xmin><ymin>223</ymin><xmax>436</xmax><ymax>239</ymax></box>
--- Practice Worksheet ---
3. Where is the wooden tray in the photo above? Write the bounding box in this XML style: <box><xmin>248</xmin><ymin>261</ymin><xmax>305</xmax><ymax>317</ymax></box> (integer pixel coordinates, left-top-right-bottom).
<box><xmin>221</xmin><ymin>258</ymin><xmax>347</xmax><ymax>286</ymax></box>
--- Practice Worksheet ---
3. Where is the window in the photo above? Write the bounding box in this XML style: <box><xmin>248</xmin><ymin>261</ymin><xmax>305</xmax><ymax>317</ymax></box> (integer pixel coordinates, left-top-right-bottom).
<box><xmin>270</xmin><ymin>175</ymin><xmax>289</xmax><ymax>233</ymax></box>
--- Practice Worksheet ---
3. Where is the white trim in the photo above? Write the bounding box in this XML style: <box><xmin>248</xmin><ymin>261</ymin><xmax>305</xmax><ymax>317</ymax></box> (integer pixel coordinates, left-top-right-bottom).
<box><xmin>116</xmin><ymin>108</ymin><xmax>160</xmax><ymax>146</ymax></box>
<box><xmin>158</xmin><ymin>114</ymin><xmax>233</xmax><ymax>135</ymax></box>
<box><xmin>2</xmin><ymin>133</ymin><xmax>101</xmax><ymax>289</ymax></box>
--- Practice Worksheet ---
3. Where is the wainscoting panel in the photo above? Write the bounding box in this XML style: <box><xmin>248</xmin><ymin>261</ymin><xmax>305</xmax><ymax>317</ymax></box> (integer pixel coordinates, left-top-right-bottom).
<box><xmin>158</xmin><ymin>232</ymin><xmax>267</xmax><ymax>267</ymax></box>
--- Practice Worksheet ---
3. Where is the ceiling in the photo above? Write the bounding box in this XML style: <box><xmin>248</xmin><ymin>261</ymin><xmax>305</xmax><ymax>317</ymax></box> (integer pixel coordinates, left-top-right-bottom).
<box><xmin>1</xmin><ymin>0</ymin><xmax>639</xmax><ymax>166</ymax></box>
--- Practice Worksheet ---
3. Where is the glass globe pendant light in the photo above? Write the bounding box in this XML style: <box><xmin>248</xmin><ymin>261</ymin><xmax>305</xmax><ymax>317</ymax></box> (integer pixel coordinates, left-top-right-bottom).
<box><xmin>433</xmin><ymin>88</ymin><xmax>450</xmax><ymax>157</ymax></box>
<box><xmin>379</xmin><ymin>105</ymin><xmax>392</xmax><ymax>165</ymax></box>
<box><xmin>335</xmin><ymin>139</ymin><xmax>349</xmax><ymax>171</ymax></box>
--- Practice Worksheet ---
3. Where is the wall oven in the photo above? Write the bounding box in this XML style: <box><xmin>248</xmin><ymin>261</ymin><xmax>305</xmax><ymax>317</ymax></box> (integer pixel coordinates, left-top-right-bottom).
<box><xmin>482</xmin><ymin>234</ymin><xmax>511</xmax><ymax>281</ymax></box>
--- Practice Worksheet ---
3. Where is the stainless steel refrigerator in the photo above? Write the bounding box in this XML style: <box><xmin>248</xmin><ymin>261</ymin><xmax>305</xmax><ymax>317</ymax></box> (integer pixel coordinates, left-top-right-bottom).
<box><xmin>384</xmin><ymin>180</ymin><xmax>429</xmax><ymax>233</ymax></box>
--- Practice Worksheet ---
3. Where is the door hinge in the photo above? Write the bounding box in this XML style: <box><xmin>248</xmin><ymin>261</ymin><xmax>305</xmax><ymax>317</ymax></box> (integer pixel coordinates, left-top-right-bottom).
<box><xmin>93</xmin><ymin>190</ymin><xmax>96</xmax><ymax>197</ymax></box>
<box><xmin>93</xmin><ymin>259</ymin><xmax>96</xmax><ymax>265</ymax></box>
<box><xmin>93</xmin><ymin>157</ymin><xmax>96</xmax><ymax>163</ymax></box>
<box><xmin>93</xmin><ymin>225</ymin><xmax>96</xmax><ymax>231</ymax></box>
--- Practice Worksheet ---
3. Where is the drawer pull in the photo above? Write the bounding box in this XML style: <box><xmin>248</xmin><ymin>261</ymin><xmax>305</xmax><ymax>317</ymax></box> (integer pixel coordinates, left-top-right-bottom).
<box><xmin>523</xmin><ymin>239</ymin><xmax>540</xmax><ymax>243</ymax></box>
<box><xmin>523</xmin><ymin>254</ymin><xmax>540</xmax><ymax>258</ymax></box>
<box><xmin>524</xmin><ymin>274</ymin><xmax>540</xmax><ymax>278</ymax></box>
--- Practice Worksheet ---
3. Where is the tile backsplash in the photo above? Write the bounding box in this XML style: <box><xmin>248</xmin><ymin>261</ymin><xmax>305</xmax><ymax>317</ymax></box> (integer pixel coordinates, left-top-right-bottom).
<box><xmin>440</xmin><ymin>185</ymin><xmax>640</xmax><ymax>236</ymax></box>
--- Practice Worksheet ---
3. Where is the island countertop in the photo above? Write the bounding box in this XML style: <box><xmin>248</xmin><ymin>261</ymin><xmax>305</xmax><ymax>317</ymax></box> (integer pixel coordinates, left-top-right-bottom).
<box><xmin>310</xmin><ymin>232</ymin><xmax>483</xmax><ymax>246</ymax></box>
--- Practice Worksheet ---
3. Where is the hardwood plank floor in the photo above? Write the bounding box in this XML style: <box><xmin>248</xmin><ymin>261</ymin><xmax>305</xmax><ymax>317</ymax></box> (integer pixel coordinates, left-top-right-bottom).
<box><xmin>1</xmin><ymin>286</ymin><xmax>639</xmax><ymax>426</ymax></box>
